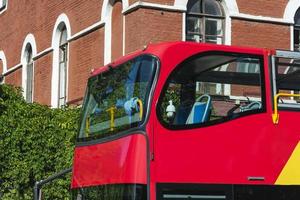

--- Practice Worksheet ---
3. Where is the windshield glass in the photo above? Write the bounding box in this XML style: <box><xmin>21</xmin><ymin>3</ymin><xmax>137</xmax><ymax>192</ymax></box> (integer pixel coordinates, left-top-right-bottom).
<box><xmin>78</xmin><ymin>55</ymin><xmax>157</xmax><ymax>140</ymax></box>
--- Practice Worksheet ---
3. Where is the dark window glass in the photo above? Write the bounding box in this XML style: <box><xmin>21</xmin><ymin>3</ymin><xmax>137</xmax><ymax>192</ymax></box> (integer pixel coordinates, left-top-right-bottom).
<box><xmin>186</xmin><ymin>0</ymin><xmax>224</xmax><ymax>44</ymax></box>
<box><xmin>275</xmin><ymin>57</ymin><xmax>300</xmax><ymax>107</ymax></box>
<box><xmin>157</xmin><ymin>184</ymin><xmax>300</xmax><ymax>200</ymax></box>
<box><xmin>72</xmin><ymin>184</ymin><xmax>147</xmax><ymax>200</ymax></box>
<box><xmin>235</xmin><ymin>185</ymin><xmax>300</xmax><ymax>200</ymax></box>
<box><xmin>78</xmin><ymin>55</ymin><xmax>157</xmax><ymax>141</ymax></box>
<box><xmin>157</xmin><ymin>184</ymin><xmax>232</xmax><ymax>200</ymax></box>
<box><xmin>58</xmin><ymin>26</ymin><xmax>68</xmax><ymax>107</ymax></box>
<box><xmin>203</xmin><ymin>0</ymin><xmax>222</xmax><ymax>16</ymax></box>
<box><xmin>294</xmin><ymin>8</ymin><xmax>300</xmax><ymax>51</ymax></box>
<box><xmin>25</xmin><ymin>44</ymin><xmax>33</xmax><ymax>103</ymax></box>
<box><xmin>158</xmin><ymin>53</ymin><xmax>264</xmax><ymax>128</ymax></box>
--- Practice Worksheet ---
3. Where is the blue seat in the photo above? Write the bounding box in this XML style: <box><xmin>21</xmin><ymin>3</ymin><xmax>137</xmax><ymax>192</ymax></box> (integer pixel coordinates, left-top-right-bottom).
<box><xmin>186</xmin><ymin>94</ymin><xmax>211</xmax><ymax>124</ymax></box>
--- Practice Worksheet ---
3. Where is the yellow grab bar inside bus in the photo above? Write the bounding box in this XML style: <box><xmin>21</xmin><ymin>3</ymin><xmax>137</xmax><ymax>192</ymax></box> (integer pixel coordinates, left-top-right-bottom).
<box><xmin>85</xmin><ymin>116</ymin><xmax>90</xmax><ymax>137</ymax></box>
<box><xmin>272</xmin><ymin>93</ymin><xmax>300</xmax><ymax>124</ymax></box>
<box><xmin>136</xmin><ymin>99</ymin><xmax>143</xmax><ymax>120</ymax></box>
<box><xmin>107</xmin><ymin>106</ymin><xmax>117</xmax><ymax>131</ymax></box>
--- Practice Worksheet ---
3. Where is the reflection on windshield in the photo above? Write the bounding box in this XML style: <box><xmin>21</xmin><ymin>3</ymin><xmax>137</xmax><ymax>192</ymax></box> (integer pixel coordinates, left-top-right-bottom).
<box><xmin>78</xmin><ymin>55</ymin><xmax>157</xmax><ymax>140</ymax></box>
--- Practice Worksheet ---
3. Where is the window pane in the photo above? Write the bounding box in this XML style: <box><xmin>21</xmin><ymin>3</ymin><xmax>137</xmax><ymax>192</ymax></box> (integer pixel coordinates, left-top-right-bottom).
<box><xmin>186</xmin><ymin>34</ymin><xmax>202</xmax><ymax>42</ymax></box>
<box><xmin>59</xmin><ymin>44</ymin><xmax>67</xmax><ymax>62</ymax></box>
<box><xmin>294</xmin><ymin>8</ymin><xmax>300</xmax><ymax>26</ymax></box>
<box><xmin>203</xmin><ymin>0</ymin><xmax>223</xmax><ymax>16</ymax></box>
<box><xmin>187</xmin><ymin>16</ymin><xmax>201</xmax><ymax>34</ymax></box>
<box><xmin>26</xmin><ymin>63</ymin><xmax>33</xmax><ymax>103</ymax></box>
<box><xmin>60</xmin><ymin>28</ymin><xmax>68</xmax><ymax>45</ymax></box>
<box><xmin>78</xmin><ymin>55</ymin><xmax>157</xmax><ymax>140</ymax></box>
<box><xmin>205</xmin><ymin>18</ymin><xmax>222</xmax><ymax>36</ymax></box>
<box><xmin>58</xmin><ymin>62</ymin><xmax>66</xmax><ymax>106</ymax></box>
<box><xmin>159</xmin><ymin>54</ymin><xmax>263</xmax><ymax>126</ymax></box>
<box><xmin>294</xmin><ymin>28</ymin><xmax>300</xmax><ymax>51</ymax></box>
<box><xmin>187</xmin><ymin>0</ymin><xmax>201</xmax><ymax>14</ymax></box>
<box><xmin>275</xmin><ymin>57</ymin><xmax>300</xmax><ymax>106</ymax></box>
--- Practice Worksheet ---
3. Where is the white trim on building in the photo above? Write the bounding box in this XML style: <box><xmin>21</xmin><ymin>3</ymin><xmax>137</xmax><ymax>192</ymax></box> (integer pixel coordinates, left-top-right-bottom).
<box><xmin>283</xmin><ymin>0</ymin><xmax>300</xmax><ymax>23</ymax></box>
<box><xmin>51</xmin><ymin>13</ymin><xmax>71</xmax><ymax>108</ymax></box>
<box><xmin>102</xmin><ymin>0</ymin><xmax>128</xmax><ymax>64</ymax></box>
<box><xmin>21</xmin><ymin>33</ymin><xmax>37</xmax><ymax>101</ymax></box>
<box><xmin>0</xmin><ymin>50</ymin><xmax>7</xmax><ymax>83</ymax></box>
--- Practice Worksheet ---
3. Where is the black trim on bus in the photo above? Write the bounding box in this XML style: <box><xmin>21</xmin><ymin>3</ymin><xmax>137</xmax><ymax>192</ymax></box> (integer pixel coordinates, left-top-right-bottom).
<box><xmin>75</xmin><ymin>53</ymin><xmax>160</xmax><ymax>145</ymax></box>
<box><xmin>72</xmin><ymin>183</ymin><xmax>147</xmax><ymax>200</ymax></box>
<box><xmin>156</xmin><ymin>51</ymin><xmax>266</xmax><ymax>131</ymax></box>
<box><xmin>157</xmin><ymin>183</ymin><xmax>300</xmax><ymax>200</ymax></box>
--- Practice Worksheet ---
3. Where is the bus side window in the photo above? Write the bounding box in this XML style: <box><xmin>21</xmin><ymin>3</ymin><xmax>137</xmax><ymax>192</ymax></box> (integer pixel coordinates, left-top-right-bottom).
<box><xmin>158</xmin><ymin>53</ymin><xmax>264</xmax><ymax>127</ymax></box>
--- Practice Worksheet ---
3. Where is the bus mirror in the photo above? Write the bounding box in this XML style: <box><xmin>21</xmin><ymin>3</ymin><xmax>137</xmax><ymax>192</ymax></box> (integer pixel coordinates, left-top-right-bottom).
<box><xmin>272</xmin><ymin>93</ymin><xmax>300</xmax><ymax>124</ymax></box>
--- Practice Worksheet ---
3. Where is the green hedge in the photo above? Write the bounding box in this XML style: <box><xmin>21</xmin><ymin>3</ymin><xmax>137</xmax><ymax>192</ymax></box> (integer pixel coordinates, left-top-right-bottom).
<box><xmin>0</xmin><ymin>84</ymin><xmax>80</xmax><ymax>199</ymax></box>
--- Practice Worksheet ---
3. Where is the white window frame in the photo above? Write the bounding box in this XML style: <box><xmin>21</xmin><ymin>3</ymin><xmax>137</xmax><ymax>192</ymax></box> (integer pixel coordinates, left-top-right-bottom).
<box><xmin>0</xmin><ymin>0</ymin><xmax>8</xmax><ymax>14</ymax></box>
<box><xmin>0</xmin><ymin>51</ymin><xmax>7</xmax><ymax>84</ymax></box>
<box><xmin>51</xmin><ymin>13</ymin><xmax>71</xmax><ymax>108</ymax></box>
<box><xmin>21</xmin><ymin>34</ymin><xmax>37</xmax><ymax>103</ymax></box>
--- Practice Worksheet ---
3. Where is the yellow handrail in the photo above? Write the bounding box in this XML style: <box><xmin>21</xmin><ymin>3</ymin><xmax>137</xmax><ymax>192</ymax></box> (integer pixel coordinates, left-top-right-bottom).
<box><xmin>137</xmin><ymin>99</ymin><xmax>143</xmax><ymax>120</ymax></box>
<box><xmin>106</xmin><ymin>106</ymin><xmax>117</xmax><ymax>131</ymax></box>
<box><xmin>272</xmin><ymin>93</ymin><xmax>300</xmax><ymax>124</ymax></box>
<box><xmin>85</xmin><ymin>116</ymin><xmax>90</xmax><ymax>137</ymax></box>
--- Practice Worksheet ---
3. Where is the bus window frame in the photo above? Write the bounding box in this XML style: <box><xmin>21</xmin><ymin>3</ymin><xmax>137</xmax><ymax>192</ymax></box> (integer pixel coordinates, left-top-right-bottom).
<box><xmin>272</xmin><ymin>56</ymin><xmax>300</xmax><ymax>111</ymax></box>
<box><xmin>156</xmin><ymin>51</ymin><xmax>266</xmax><ymax>130</ymax></box>
<box><xmin>76</xmin><ymin>54</ymin><xmax>160</xmax><ymax>144</ymax></box>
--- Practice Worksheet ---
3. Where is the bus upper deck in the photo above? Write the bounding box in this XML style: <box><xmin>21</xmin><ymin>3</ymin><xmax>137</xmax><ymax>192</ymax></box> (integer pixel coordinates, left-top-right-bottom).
<box><xmin>72</xmin><ymin>42</ymin><xmax>300</xmax><ymax>200</ymax></box>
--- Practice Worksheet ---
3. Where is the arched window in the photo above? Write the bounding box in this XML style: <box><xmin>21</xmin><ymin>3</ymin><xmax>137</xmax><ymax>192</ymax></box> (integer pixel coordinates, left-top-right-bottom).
<box><xmin>294</xmin><ymin>8</ymin><xmax>300</xmax><ymax>51</ymax></box>
<box><xmin>58</xmin><ymin>26</ymin><xmax>68</xmax><ymax>107</ymax></box>
<box><xmin>186</xmin><ymin>0</ymin><xmax>225</xmax><ymax>44</ymax></box>
<box><xmin>25</xmin><ymin>44</ymin><xmax>33</xmax><ymax>103</ymax></box>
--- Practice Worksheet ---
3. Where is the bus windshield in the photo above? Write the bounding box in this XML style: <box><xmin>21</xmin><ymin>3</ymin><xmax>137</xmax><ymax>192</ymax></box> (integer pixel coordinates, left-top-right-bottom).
<box><xmin>78</xmin><ymin>55</ymin><xmax>157</xmax><ymax>140</ymax></box>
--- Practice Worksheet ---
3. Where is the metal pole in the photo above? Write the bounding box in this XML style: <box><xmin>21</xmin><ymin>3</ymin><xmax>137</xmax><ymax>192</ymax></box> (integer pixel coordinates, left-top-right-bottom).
<box><xmin>33</xmin><ymin>167</ymin><xmax>72</xmax><ymax>200</ymax></box>
<box><xmin>33</xmin><ymin>181</ymin><xmax>40</xmax><ymax>200</ymax></box>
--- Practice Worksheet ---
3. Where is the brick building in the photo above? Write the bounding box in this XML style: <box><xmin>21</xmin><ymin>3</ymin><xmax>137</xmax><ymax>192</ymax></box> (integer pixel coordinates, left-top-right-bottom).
<box><xmin>0</xmin><ymin>0</ymin><xmax>299</xmax><ymax>107</ymax></box>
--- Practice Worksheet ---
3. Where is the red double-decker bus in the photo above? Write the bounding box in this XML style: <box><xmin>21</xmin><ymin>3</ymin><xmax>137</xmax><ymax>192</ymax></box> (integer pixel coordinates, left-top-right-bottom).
<box><xmin>71</xmin><ymin>42</ymin><xmax>300</xmax><ymax>200</ymax></box>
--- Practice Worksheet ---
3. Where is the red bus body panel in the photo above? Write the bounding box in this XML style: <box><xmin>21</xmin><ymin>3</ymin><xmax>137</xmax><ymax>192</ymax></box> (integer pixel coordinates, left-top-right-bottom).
<box><xmin>72</xmin><ymin>134</ymin><xmax>147</xmax><ymax>188</ymax></box>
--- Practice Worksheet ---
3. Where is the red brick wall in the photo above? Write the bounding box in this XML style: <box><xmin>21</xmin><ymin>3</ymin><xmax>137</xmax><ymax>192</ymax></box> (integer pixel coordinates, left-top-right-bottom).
<box><xmin>111</xmin><ymin>1</ymin><xmax>123</xmax><ymax>61</ymax></box>
<box><xmin>0</xmin><ymin>0</ymin><xmax>104</xmax><ymax>105</ymax></box>
<box><xmin>232</xmin><ymin>19</ymin><xmax>290</xmax><ymax>50</ymax></box>
<box><xmin>0</xmin><ymin>0</ymin><xmax>103</xmax><ymax>68</ymax></box>
<box><xmin>5</xmin><ymin>68</ymin><xmax>22</xmax><ymax>87</ymax></box>
<box><xmin>33</xmin><ymin>53</ymin><xmax>52</xmax><ymax>105</ymax></box>
<box><xmin>68</xmin><ymin>29</ymin><xmax>104</xmax><ymax>104</ymax></box>
<box><xmin>236</xmin><ymin>0</ymin><xmax>288</xmax><ymax>18</ymax></box>
<box><xmin>125</xmin><ymin>8</ymin><xmax>182</xmax><ymax>53</ymax></box>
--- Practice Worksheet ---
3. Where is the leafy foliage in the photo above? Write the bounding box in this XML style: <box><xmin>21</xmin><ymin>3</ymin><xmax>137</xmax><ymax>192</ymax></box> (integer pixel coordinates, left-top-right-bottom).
<box><xmin>0</xmin><ymin>84</ymin><xmax>80</xmax><ymax>199</ymax></box>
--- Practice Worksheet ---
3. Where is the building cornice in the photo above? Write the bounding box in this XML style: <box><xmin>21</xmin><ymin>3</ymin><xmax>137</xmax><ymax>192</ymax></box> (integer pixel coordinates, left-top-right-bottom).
<box><xmin>123</xmin><ymin>2</ymin><xmax>186</xmax><ymax>15</ymax></box>
<box><xmin>33</xmin><ymin>47</ymin><xmax>53</xmax><ymax>61</ymax></box>
<box><xmin>3</xmin><ymin>63</ymin><xmax>22</xmax><ymax>76</ymax></box>
<box><xmin>68</xmin><ymin>20</ymin><xmax>105</xmax><ymax>42</ymax></box>
<box><xmin>231</xmin><ymin>13</ymin><xmax>293</xmax><ymax>25</ymax></box>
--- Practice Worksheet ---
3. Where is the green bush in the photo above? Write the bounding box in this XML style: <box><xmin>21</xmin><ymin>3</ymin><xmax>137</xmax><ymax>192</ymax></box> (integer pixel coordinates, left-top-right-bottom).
<box><xmin>0</xmin><ymin>84</ymin><xmax>80</xmax><ymax>199</ymax></box>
